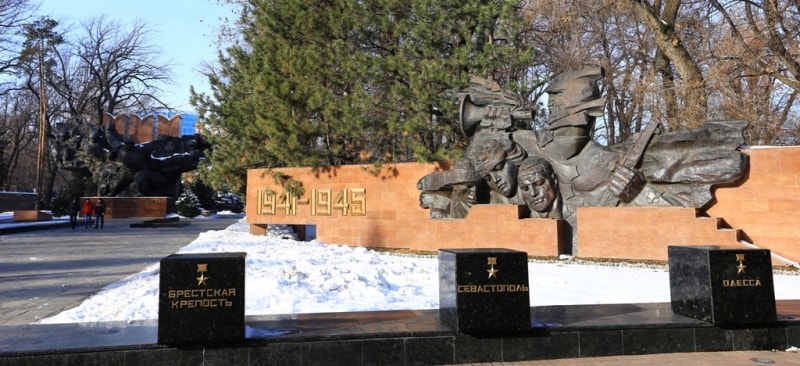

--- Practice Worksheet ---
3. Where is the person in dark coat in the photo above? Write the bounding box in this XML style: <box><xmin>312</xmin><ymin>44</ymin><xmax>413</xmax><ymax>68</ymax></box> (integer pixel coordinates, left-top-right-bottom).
<box><xmin>94</xmin><ymin>198</ymin><xmax>106</xmax><ymax>229</ymax></box>
<box><xmin>69</xmin><ymin>198</ymin><xmax>80</xmax><ymax>230</ymax></box>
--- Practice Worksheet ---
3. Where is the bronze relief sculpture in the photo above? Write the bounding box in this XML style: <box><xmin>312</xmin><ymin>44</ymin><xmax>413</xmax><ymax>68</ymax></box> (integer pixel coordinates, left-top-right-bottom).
<box><xmin>418</xmin><ymin>67</ymin><xmax>748</xmax><ymax>245</ymax></box>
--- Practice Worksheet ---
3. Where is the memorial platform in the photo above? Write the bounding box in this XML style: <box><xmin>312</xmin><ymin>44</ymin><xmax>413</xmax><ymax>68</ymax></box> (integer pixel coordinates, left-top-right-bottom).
<box><xmin>1</xmin><ymin>301</ymin><xmax>797</xmax><ymax>365</ymax></box>
<box><xmin>129</xmin><ymin>216</ymin><xmax>192</xmax><ymax>228</ymax></box>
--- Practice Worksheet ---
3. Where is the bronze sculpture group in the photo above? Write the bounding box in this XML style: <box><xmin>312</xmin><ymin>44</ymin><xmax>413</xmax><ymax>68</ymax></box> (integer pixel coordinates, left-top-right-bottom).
<box><xmin>53</xmin><ymin>116</ymin><xmax>208</xmax><ymax>199</ymax></box>
<box><xmin>417</xmin><ymin>67</ymin><xmax>748</xmax><ymax>244</ymax></box>
<box><xmin>51</xmin><ymin>67</ymin><xmax>747</xmax><ymax>239</ymax></box>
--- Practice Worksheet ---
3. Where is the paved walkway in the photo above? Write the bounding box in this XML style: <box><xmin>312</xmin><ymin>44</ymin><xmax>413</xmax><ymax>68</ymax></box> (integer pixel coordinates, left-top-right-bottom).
<box><xmin>0</xmin><ymin>214</ymin><xmax>243</xmax><ymax>326</ymax></box>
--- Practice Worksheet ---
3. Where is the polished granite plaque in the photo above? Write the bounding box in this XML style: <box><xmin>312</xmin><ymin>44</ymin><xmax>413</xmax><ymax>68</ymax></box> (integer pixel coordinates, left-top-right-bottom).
<box><xmin>668</xmin><ymin>245</ymin><xmax>776</xmax><ymax>325</ymax></box>
<box><xmin>158</xmin><ymin>252</ymin><xmax>247</xmax><ymax>345</ymax></box>
<box><xmin>439</xmin><ymin>248</ymin><xmax>531</xmax><ymax>334</ymax></box>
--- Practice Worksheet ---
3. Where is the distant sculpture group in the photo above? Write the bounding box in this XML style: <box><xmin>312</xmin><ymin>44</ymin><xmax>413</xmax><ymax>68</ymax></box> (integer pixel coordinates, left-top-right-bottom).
<box><xmin>417</xmin><ymin>67</ymin><xmax>748</xmax><ymax>241</ymax></box>
<box><xmin>53</xmin><ymin>114</ymin><xmax>209</xmax><ymax>199</ymax></box>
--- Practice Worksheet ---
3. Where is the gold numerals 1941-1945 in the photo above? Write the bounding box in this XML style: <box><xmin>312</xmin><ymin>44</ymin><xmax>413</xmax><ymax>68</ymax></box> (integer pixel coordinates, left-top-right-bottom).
<box><xmin>256</xmin><ymin>188</ymin><xmax>366</xmax><ymax>217</ymax></box>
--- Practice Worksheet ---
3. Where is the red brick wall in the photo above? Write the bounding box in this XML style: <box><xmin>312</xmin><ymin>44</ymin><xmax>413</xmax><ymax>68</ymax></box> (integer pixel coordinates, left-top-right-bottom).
<box><xmin>82</xmin><ymin>197</ymin><xmax>172</xmax><ymax>219</ymax></box>
<box><xmin>246</xmin><ymin>163</ymin><xmax>567</xmax><ymax>257</ymax></box>
<box><xmin>706</xmin><ymin>147</ymin><xmax>800</xmax><ymax>264</ymax></box>
<box><xmin>576</xmin><ymin>207</ymin><xmax>742</xmax><ymax>261</ymax></box>
<box><xmin>245</xmin><ymin>147</ymin><xmax>800</xmax><ymax>265</ymax></box>
<box><xmin>103</xmin><ymin>113</ymin><xmax>182</xmax><ymax>144</ymax></box>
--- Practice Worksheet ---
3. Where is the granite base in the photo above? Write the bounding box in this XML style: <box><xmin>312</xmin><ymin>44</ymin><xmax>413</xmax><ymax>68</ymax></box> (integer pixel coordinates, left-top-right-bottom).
<box><xmin>1</xmin><ymin>301</ymin><xmax>798</xmax><ymax>365</ymax></box>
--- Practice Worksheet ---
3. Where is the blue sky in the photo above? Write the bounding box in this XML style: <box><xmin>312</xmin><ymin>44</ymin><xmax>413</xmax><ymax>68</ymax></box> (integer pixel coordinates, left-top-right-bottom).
<box><xmin>36</xmin><ymin>0</ymin><xmax>237</xmax><ymax>112</ymax></box>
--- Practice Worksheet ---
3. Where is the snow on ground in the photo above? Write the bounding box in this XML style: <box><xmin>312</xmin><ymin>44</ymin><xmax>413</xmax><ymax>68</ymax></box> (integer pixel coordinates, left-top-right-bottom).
<box><xmin>39</xmin><ymin>219</ymin><xmax>800</xmax><ymax>324</ymax></box>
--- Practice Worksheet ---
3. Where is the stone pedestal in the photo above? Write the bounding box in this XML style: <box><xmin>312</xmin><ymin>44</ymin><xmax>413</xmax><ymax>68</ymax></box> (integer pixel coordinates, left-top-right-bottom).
<box><xmin>87</xmin><ymin>197</ymin><xmax>174</xmax><ymax>219</ymax></box>
<box><xmin>668</xmin><ymin>245</ymin><xmax>776</xmax><ymax>325</ymax></box>
<box><xmin>12</xmin><ymin>210</ymin><xmax>52</xmax><ymax>222</ymax></box>
<box><xmin>438</xmin><ymin>248</ymin><xmax>530</xmax><ymax>334</ymax></box>
<box><xmin>158</xmin><ymin>252</ymin><xmax>247</xmax><ymax>345</ymax></box>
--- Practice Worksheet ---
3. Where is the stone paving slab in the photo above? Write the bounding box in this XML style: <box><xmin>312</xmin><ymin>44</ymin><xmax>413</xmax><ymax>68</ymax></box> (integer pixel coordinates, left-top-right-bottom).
<box><xmin>0</xmin><ymin>215</ymin><xmax>243</xmax><ymax>326</ymax></box>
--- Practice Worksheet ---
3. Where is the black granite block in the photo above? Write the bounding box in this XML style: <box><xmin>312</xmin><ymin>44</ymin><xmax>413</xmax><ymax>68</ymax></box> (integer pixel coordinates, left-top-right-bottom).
<box><xmin>203</xmin><ymin>347</ymin><xmax>250</xmax><ymax>366</ymax></box>
<box><xmin>453</xmin><ymin>335</ymin><xmax>502</xmax><ymax>363</ymax></box>
<box><xmin>694</xmin><ymin>326</ymin><xmax>733</xmax><ymax>352</ymax></box>
<box><xmin>439</xmin><ymin>248</ymin><xmax>531</xmax><ymax>334</ymax></box>
<box><xmin>158</xmin><ymin>252</ymin><xmax>246</xmax><ymax>345</ymax></box>
<box><xmin>789</xmin><ymin>325</ymin><xmax>800</xmax><ymax>346</ymax></box>
<box><xmin>622</xmin><ymin>328</ymin><xmax>696</xmax><ymax>355</ymax></box>
<box><xmin>668</xmin><ymin>246</ymin><xmax>777</xmax><ymax>325</ymax></box>
<box><xmin>248</xmin><ymin>342</ymin><xmax>303</xmax><ymax>366</ymax></box>
<box><xmin>578</xmin><ymin>330</ymin><xmax>623</xmax><ymax>357</ymax></box>
<box><xmin>301</xmin><ymin>340</ymin><xmax>362</xmax><ymax>366</ymax></box>
<box><xmin>731</xmin><ymin>327</ymin><xmax>788</xmax><ymax>350</ymax></box>
<box><xmin>2</xmin><ymin>354</ymin><xmax>69</xmax><ymax>366</ymax></box>
<box><xmin>63</xmin><ymin>351</ymin><xmax>126</xmax><ymax>366</ymax></box>
<box><xmin>124</xmin><ymin>347</ymin><xmax>205</xmax><ymax>366</ymax></box>
<box><xmin>503</xmin><ymin>332</ymin><xmax>580</xmax><ymax>361</ymax></box>
<box><xmin>362</xmin><ymin>339</ymin><xmax>406</xmax><ymax>366</ymax></box>
<box><xmin>404</xmin><ymin>336</ymin><xmax>455</xmax><ymax>366</ymax></box>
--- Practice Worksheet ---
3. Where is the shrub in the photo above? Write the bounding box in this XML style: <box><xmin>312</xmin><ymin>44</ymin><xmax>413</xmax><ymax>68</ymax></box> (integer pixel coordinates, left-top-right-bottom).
<box><xmin>191</xmin><ymin>180</ymin><xmax>218</xmax><ymax>211</ymax></box>
<box><xmin>176</xmin><ymin>186</ymin><xmax>202</xmax><ymax>217</ymax></box>
<box><xmin>215</xmin><ymin>192</ymin><xmax>244</xmax><ymax>213</ymax></box>
<box><xmin>50</xmin><ymin>192</ymin><xmax>70</xmax><ymax>217</ymax></box>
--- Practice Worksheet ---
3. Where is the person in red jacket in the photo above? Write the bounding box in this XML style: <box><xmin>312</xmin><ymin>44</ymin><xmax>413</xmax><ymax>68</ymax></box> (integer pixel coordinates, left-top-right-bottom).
<box><xmin>81</xmin><ymin>199</ymin><xmax>93</xmax><ymax>229</ymax></box>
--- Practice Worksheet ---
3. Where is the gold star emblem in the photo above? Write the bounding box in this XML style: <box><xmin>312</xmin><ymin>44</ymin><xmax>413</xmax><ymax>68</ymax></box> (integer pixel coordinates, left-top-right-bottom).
<box><xmin>196</xmin><ymin>263</ymin><xmax>210</xmax><ymax>285</ymax></box>
<box><xmin>736</xmin><ymin>254</ymin><xmax>746</xmax><ymax>274</ymax></box>
<box><xmin>487</xmin><ymin>257</ymin><xmax>499</xmax><ymax>279</ymax></box>
<box><xmin>196</xmin><ymin>272</ymin><xmax>209</xmax><ymax>286</ymax></box>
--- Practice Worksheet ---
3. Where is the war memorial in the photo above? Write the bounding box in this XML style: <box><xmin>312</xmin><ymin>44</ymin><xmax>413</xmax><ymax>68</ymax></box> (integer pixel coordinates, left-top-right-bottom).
<box><xmin>1</xmin><ymin>68</ymin><xmax>799</xmax><ymax>364</ymax></box>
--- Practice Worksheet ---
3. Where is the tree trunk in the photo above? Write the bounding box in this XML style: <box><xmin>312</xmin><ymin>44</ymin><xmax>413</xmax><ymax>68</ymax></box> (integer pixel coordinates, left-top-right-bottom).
<box><xmin>632</xmin><ymin>0</ymin><xmax>707</xmax><ymax>128</ymax></box>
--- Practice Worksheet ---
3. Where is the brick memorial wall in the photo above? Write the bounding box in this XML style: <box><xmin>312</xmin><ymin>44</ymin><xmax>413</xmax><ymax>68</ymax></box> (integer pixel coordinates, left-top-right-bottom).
<box><xmin>246</xmin><ymin>164</ymin><xmax>567</xmax><ymax>257</ymax></box>
<box><xmin>103</xmin><ymin>112</ymin><xmax>182</xmax><ymax>144</ymax></box>
<box><xmin>246</xmin><ymin>147</ymin><xmax>800</xmax><ymax>265</ymax></box>
<box><xmin>81</xmin><ymin>197</ymin><xmax>173</xmax><ymax>219</ymax></box>
<box><xmin>707</xmin><ymin>147</ymin><xmax>800</xmax><ymax>264</ymax></box>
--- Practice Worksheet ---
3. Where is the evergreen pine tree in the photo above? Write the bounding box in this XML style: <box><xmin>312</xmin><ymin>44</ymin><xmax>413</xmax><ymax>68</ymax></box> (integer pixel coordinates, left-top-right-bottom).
<box><xmin>192</xmin><ymin>0</ymin><xmax>536</xmax><ymax>194</ymax></box>
<box><xmin>176</xmin><ymin>185</ymin><xmax>202</xmax><ymax>217</ymax></box>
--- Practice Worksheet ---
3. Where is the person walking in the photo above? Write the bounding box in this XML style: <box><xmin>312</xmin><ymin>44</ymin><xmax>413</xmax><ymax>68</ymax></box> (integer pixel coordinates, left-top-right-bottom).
<box><xmin>94</xmin><ymin>198</ymin><xmax>106</xmax><ymax>229</ymax></box>
<box><xmin>68</xmin><ymin>198</ymin><xmax>80</xmax><ymax>230</ymax></box>
<box><xmin>81</xmin><ymin>198</ymin><xmax>93</xmax><ymax>229</ymax></box>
